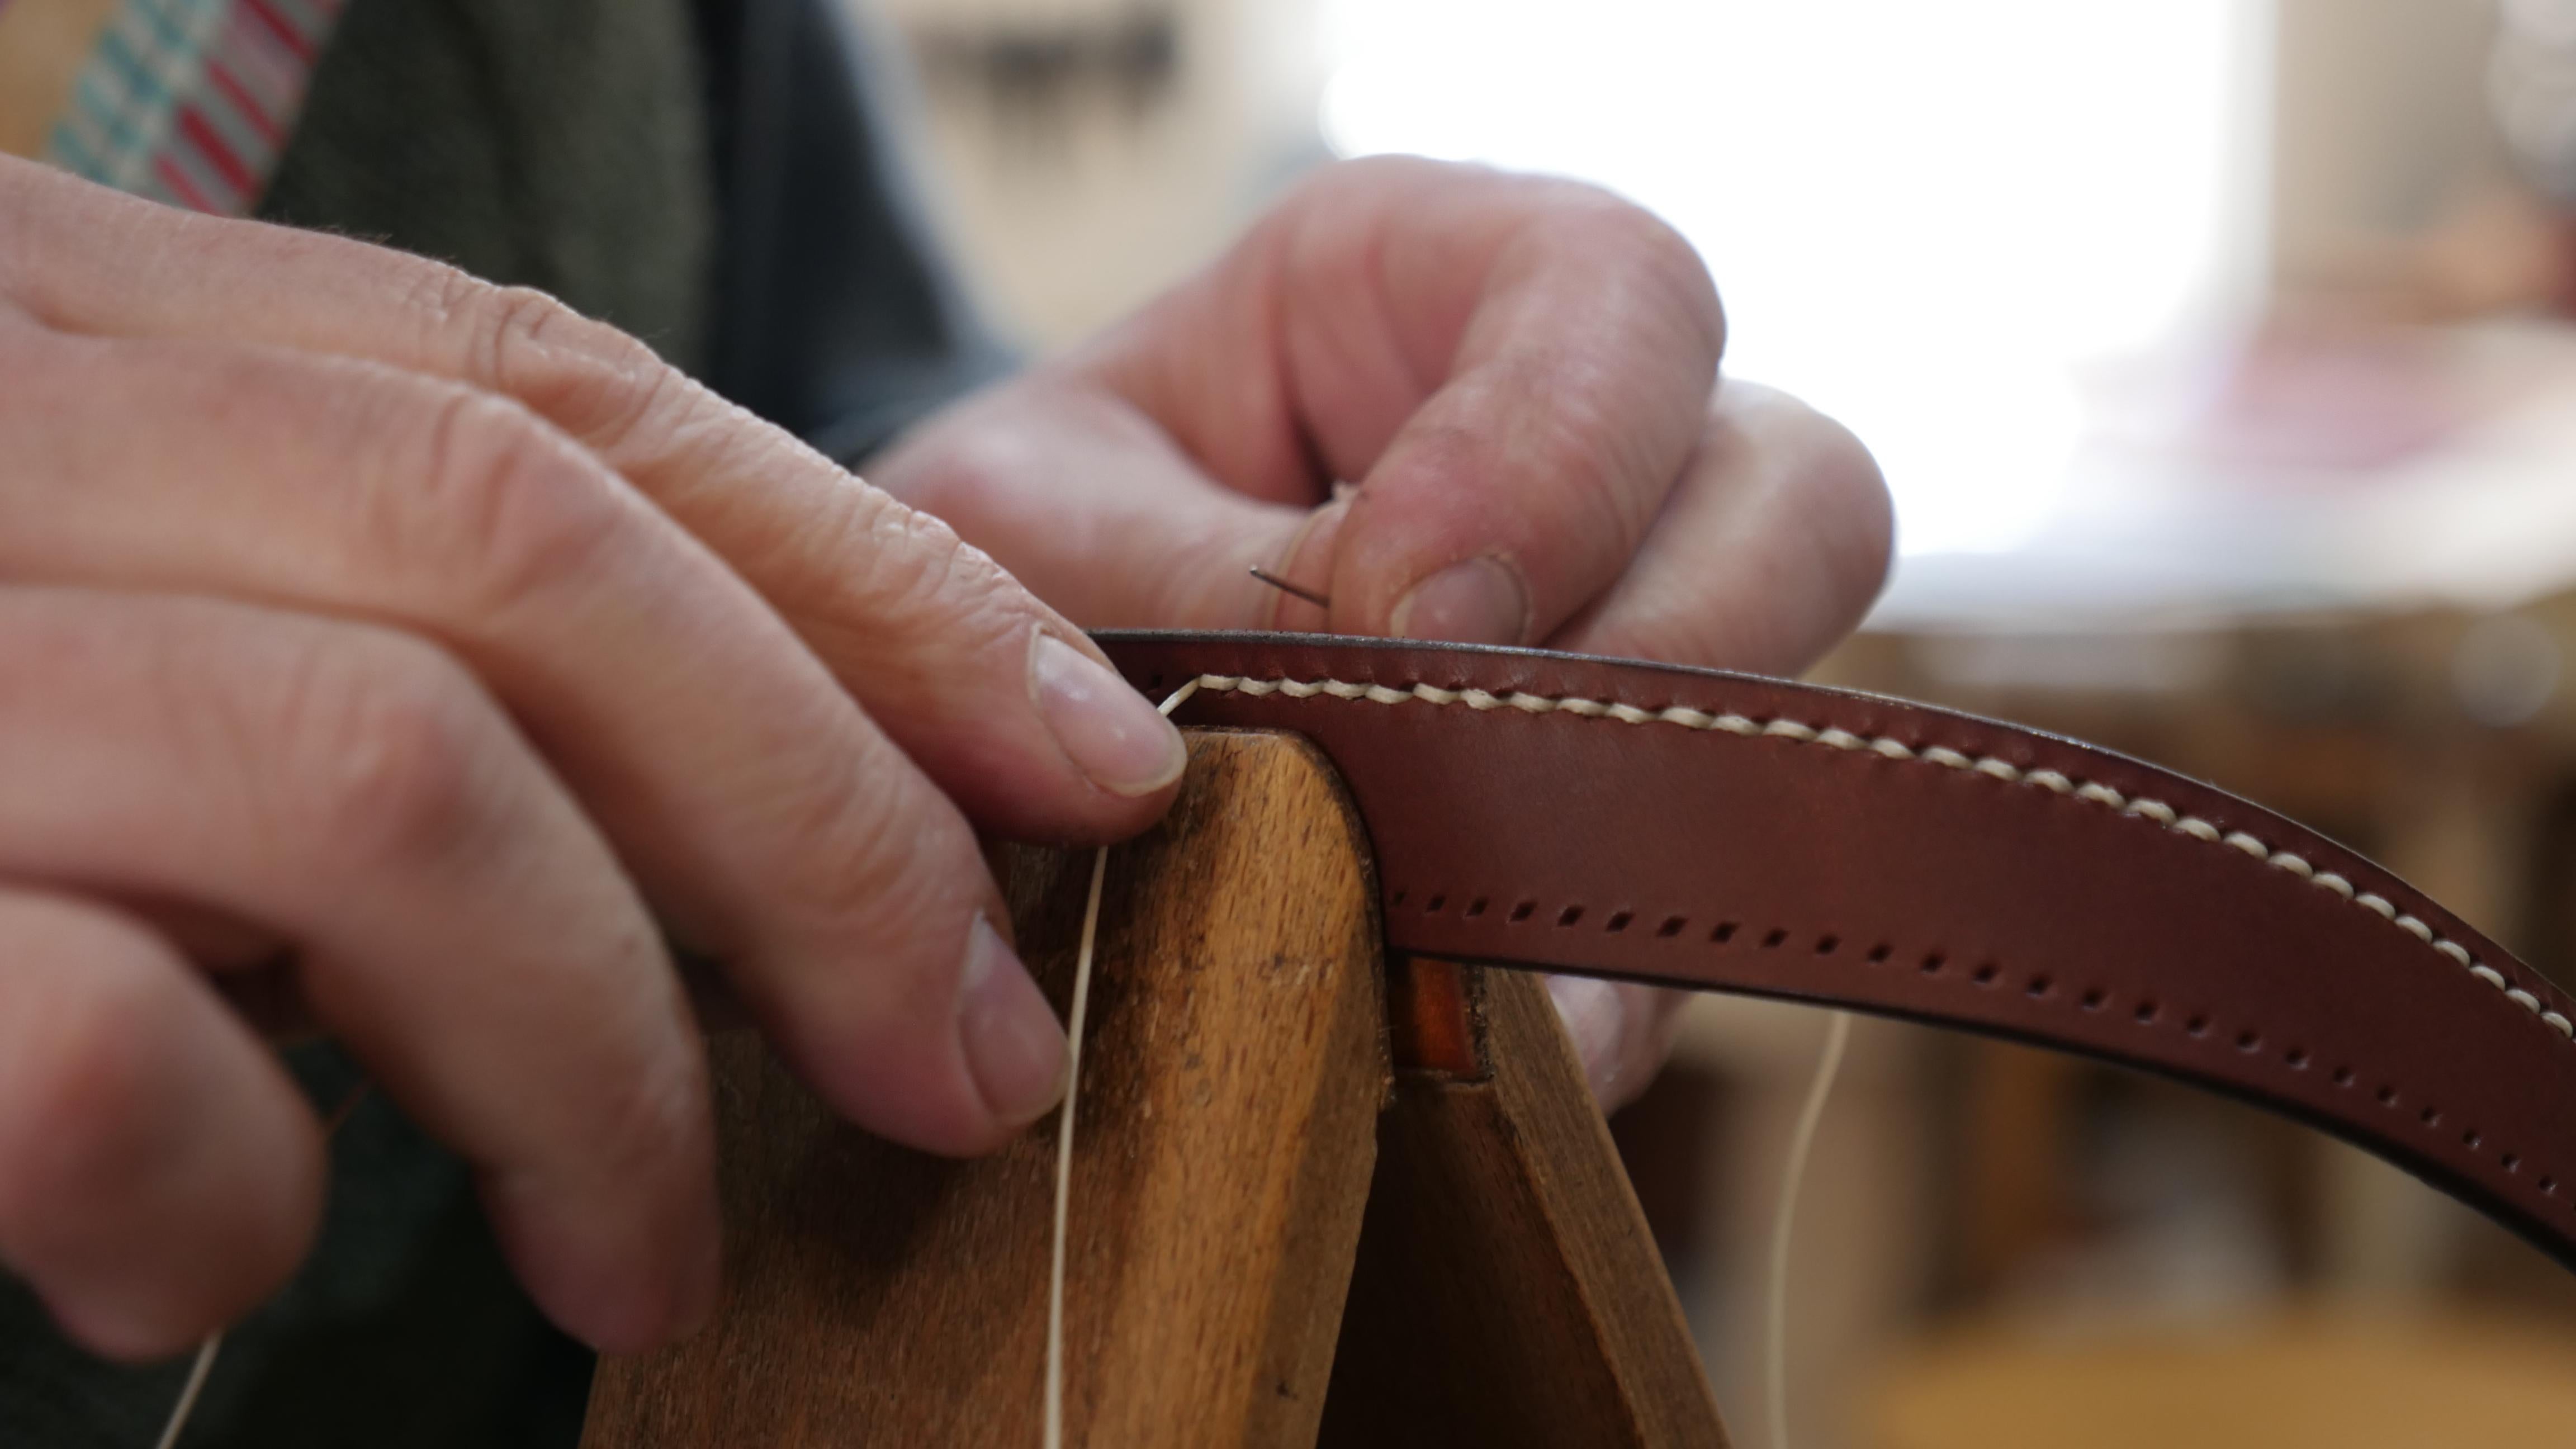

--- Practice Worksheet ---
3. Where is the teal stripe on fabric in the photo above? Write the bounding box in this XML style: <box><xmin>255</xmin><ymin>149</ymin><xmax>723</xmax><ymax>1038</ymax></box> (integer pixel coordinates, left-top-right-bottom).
<box><xmin>42</xmin><ymin>0</ymin><xmax>346</xmax><ymax>214</ymax></box>
<box><xmin>70</xmin><ymin>63</ymin><xmax>149</xmax><ymax>155</ymax></box>
<box><xmin>45</xmin><ymin>0</ymin><xmax>230</xmax><ymax>192</ymax></box>
<box><xmin>80</xmin><ymin>27</ymin><xmax>177</xmax><ymax>173</ymax></box>
<box><xmin>93</xmin><ymin>30</ymin><xmax>167</xmax><ymax>108</ymax></box>
<box><xmin>48</xmin><ymin>120</ymin><xmax>106</xmax><ymax>176</ymax></box>
<box><xmin>132</xmin><ymin>0</ymin><xmax>198</xmax><ymax>55</ymax></box>
<box><xmin>56</xmin><ymin>82</ymin><xmax>115</xmax><ymax>173</ymax></box>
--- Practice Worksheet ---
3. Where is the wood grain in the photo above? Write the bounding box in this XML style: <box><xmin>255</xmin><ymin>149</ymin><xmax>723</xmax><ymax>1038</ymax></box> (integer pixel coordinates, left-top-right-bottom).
<box><xmin>1318</xmin><ymin>959</ymin><xmax>1731</xmax><ymax>1448</ymax></box>
<box><xmin>582</xmin><ymin>731</ymin><xmax>1388</xmax><ymax>1447</ymax></box>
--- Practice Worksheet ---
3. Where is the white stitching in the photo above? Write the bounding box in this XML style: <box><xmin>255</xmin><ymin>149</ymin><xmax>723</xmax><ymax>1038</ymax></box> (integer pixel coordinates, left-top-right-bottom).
<box><xmin>1178</xmin><ymin>671</ymin><xmax>2560</xmax><ymax>1041</ymax></box>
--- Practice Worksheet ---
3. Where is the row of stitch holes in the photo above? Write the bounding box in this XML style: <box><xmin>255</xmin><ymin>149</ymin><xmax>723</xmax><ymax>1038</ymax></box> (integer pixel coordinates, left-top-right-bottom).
<box><xmin>1163</xmin><ymin>676</ymin><xmax>2554</xmax><ymax>1197</ymax></box>
<box><xmin>1396</xmin><ymin>888</ymin><xmax>2565</xmax><ymax>1208</ymax></box>
<box><xmin>2058</xmin><ymin>977</ymin><xmax>2556</xmax><ymax>1199</ymax></box>
<box><xmin>2048</xmin><ymin>972</ymin><xmax>2559</xmax><ymax>1206</ymax></box>
<box><xmin>1933</xmin><ymin>952</ymin><xmax>2561</xmax><ymax>1205</ymax></box>
<box><xmin>1397</xmin><ymin>892</ymin><xmax>1760</xmax><ymax>945</ymax></box>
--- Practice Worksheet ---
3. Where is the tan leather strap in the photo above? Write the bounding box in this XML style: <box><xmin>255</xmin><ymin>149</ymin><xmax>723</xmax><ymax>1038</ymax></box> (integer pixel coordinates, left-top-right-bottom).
<box><xmin>1098</xmin><ymin>631</ymin><xmax>2576</xmax><ymax>1272</ymax></box>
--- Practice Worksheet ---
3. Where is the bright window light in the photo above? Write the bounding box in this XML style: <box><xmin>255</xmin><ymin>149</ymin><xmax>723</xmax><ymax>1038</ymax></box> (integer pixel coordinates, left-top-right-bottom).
<box><xmin>1320</xmin><ymin>1</ymin><xmax>2273</xmax><ymax>555</ymax></box>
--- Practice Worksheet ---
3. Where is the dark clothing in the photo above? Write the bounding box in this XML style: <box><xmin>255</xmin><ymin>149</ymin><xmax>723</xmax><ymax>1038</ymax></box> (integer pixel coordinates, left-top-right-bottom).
<box><xmin>259</xmin><ymin>0</ymin><xmax>1010</xmax><ymax>462</ymax></box>
<box><xmin>0</xmin><ymin>1</ymin><xmax>1004</xmax><ymax>1443</ymax></box>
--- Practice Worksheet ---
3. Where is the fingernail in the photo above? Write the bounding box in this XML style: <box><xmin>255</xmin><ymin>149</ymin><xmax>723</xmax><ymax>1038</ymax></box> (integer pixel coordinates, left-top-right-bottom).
<box><xmin>1391</xmin><ymin>557</ymin><xmax>1530</xmax><ymax>646</ymax></box>
<box><xmin>1030</xmin><ymin>631</ymin><xmax>1187</xmax><ymax>797</ymax></box>
<box><xmin>1546</xmin><ymin>974</ymin><xmax>1625</xmax><ymax>1102</ymax></box>
<box><xmin>958</xmin><ymin>915</ymin><xmax>1068</xmax><ymax>1128</ymax></box>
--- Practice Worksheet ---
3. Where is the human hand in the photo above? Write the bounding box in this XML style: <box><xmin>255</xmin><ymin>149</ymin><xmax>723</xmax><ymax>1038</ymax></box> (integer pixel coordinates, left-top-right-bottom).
<box><xmin>870</xmin><ymin>156</ymin><xmax>1893</xmax><ymax>1109</ymax></box>
<box><xmin>0</xmin><ymin>156</ymin><xmax>1190</xmax><ymax>1361</ymax></box>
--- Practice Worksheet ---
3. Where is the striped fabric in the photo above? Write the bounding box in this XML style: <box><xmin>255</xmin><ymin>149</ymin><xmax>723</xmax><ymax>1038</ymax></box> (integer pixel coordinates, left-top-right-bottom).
<box><xmin>44</xmin><ymin>0</ymin><xmax>344</xmax><ymax>215</ymax></box>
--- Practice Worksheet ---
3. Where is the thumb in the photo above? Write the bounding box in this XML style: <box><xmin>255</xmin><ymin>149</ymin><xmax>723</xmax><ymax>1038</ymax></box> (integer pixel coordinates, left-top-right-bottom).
<box><xmin>1316</xmin><ymin>344</ymin><xmax>1708</xmax><ymax>647</ymax></box>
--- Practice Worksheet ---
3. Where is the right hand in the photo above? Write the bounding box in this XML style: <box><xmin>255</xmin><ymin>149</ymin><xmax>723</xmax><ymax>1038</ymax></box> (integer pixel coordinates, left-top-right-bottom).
<box><xmin>0</xmin><ymin>156</ymin><xmax>1188</xmax><ymax>1361</ymax></box>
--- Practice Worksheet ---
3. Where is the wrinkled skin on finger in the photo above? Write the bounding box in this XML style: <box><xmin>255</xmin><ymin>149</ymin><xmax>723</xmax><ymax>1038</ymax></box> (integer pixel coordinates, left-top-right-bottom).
<box><xmin>0</xmin><ymin>154</ymin><xmax>1191</xmax><ymax>842</ymax></box>
<box><xmin>0</xmin><ymin>152</ymin><xmax>1200</xmax><ymax>1357</ymax></box>
<box><xmin>873</xmin><ymin>157</ymin><xmax>1896</xmax><ymax>1109</ymax></box>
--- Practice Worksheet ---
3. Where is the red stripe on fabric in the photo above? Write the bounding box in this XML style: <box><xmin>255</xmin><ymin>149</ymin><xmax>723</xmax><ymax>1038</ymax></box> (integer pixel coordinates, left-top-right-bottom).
<box><xmin>223</xmin><ymin>25</ymin><xmax>298</xmax><ymax>110</ymax></box>
<box><xmin>176</xmin><ymin>107</ymin><xmax>257</xmax><ymax>197</ymax></box>
<box><xmin>205</xmin><ymin>61</ymin><xmax>282</xmax><ymax>143</ymax></box>
<box><xmin>241</xmin><ymin>0</ymin><xmax>314</xmax><ymax>61</ymax></box>
<box><xmin>154</xmin><ymin>155</ymin><xmax>220</xmax><ymax>213</ymax></box>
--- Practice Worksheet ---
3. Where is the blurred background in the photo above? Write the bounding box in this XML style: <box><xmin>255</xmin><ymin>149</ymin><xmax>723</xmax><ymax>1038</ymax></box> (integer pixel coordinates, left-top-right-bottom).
<box><xmin>868</xmin><ymin>1</ymin><xmax>2576</xmax><ymax>1443</ymax></box>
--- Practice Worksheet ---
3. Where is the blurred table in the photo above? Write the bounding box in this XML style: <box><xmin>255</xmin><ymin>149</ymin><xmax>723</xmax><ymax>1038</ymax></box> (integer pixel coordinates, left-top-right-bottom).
<box><xmin>1868</xmin><ymin>1314</ymin><xmax>2576</xmax><ymax>1449</ymax></box>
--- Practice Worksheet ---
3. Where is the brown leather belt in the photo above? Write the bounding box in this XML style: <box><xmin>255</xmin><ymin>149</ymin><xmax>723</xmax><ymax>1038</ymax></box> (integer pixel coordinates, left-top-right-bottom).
<box><xmin>1097</xmin><ymin>631</ymin><xmax>2576</xmax><ymax>1273</ymax></box>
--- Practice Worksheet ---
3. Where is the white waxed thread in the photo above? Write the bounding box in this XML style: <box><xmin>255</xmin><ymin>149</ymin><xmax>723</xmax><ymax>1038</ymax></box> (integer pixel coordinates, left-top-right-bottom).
<box><xmin>1067</xmin><ymin>668</ymin><xmax>2566</xmax><ymax>1439</ymax></box>
<box><xmin>1177</xmin><ymin>672</ymin><xmax>2563</xmax><ymax>1043</ymax></box>
<box><xmin>151</xmin><ymin>1332</ymin><xmax>221</xmax><ymax>1449</ymax></box>
<box><xmin>1043</xmin><ymin>847</ymin><xmax>1109</xmax><ymax>1449</ymax></box>
<box><xmin>1765</xmin><ymin>1010</ymin><xmax>1850</xmax><ymax>1449</ymax></box>
<box><xmin>1044</xmin><ymin>679</ymin><xmax>1200</xmax><ymax>1448</ymax></box>
<box><xmin>150</xmin><ymin>1083</ymin><xmax>368</xmax><ymax>1448</ymax></box>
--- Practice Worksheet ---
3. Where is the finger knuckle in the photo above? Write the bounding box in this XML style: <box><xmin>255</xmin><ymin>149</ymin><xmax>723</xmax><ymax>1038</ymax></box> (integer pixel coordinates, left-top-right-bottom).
<box><xmin>1530</xmin><ymin>183</ymin><xmax>1722</xmax><ymax>342</ymax></box>
<box><xmin>833</xmin><ymin>479</ymin><xmax>1030</xmax><ymax>633</ymax></box>
<box><xmin>577</xmin><ymin>1029</ymin><xmax>712</xmax><ymax>1196</ymax></box>
<box><xmin>1469</xmin><ymin>368</ymin><xmax>1661</xmax><ymax>553</ymax></box>
<box><xmin>0</xmin><ymin>595</ymin><xmax>100</xmax><ymax>709</ymax></box>
<box><xmin>470</xmin><ymin>283</ymin><xmax>586</xmax><ymax>374</ymax></box>
<box><xmin>1606</xmin><ymin>200</ymin><xmax>1710</xmax><ymax>292</ymax></box>
<box><xmin>1761</xmin><ymin>391</ymin><xmax>1896</xmax><ymax>598</ymax></box>
<box><xmin>0</xmin><ymin>925</ymin><xmax>179</xmax><ymax>1222</ymax></box>
<box><xmin>407</xmin><ymin>386</ymin><xmax>632</xmax><ymax>611</ymax></box>
<box><xmin>1819</xmin><ymin>428</ymin><xmax>1895</xmax><ymax>593</ymax></box>
<box><xmin>770</xmin><ymin>752</ymin><xmax>982</xmax><ymax>959</ymax></box>
<box><xmin>420</xmin><ymin>271</ymin><xmax>593</xmax><ymax>391</ymax></box>
<box><xmin>270</xmin><ymin>628</ymin><xmax>506</xmax><ymax>869</ymax></box>
<box><xmin>462</xmin><ymin>282</ymin><xmax>703</xmax><ymax>456</ymax></box>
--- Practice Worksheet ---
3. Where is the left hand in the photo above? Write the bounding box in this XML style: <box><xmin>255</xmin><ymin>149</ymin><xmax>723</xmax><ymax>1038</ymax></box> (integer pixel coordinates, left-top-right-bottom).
<box><xmin>871</xmin><ymin>156</ymin><xmax>1893</xmax><ymax>1109</ymax></box>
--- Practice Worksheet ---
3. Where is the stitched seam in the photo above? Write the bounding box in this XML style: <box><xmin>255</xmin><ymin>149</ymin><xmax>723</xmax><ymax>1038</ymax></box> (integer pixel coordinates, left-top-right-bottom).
<box><xmin>1180</xmin><ymin>672</ymin><xmax>2576</xmax><ymax>1045</ymax></box>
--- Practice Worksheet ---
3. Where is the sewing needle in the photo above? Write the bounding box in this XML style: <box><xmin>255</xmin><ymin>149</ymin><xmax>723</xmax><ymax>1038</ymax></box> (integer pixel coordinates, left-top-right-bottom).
<box><xmin>1247</xmin><ymin>567</ymin><xmax>1331</xmax><ymax>610</ymax></box>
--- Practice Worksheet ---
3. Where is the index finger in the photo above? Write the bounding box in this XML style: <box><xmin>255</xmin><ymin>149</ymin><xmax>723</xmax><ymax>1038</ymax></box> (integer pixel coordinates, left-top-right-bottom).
<box><xmin>0</xmin><ymin>156</ymin><xmax>1185</xmax><ymax>842</ymax></box>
